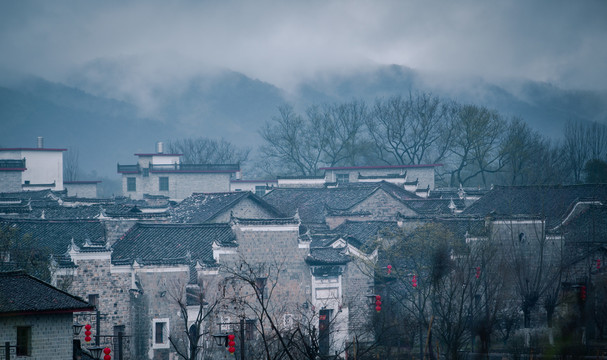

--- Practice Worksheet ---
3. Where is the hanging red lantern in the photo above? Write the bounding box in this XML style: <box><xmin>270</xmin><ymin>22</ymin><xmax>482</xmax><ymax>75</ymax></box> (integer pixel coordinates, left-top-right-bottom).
<box><xmin>580</xmin><ymin>285</ymin><xmax>587</xmax><ymax>301</ymax></box>
<box><xmin>104</xmin><ymin>355</ymin><xmax>111</xmax><ymax>360</ymax></box>
<box><xmin>375</xmin><ymin>295</ymin><xmax>381</xmax><ymax>312</ymax></box>
<box><xmin>476</xmin><ymin>266</ymin><xmax>481</xmax><ymax>279</ymax></box>
<box><xmin>387</xmin><ymin>265</ymin><xmax>392</xmax><ymax>275</ymax></box>
<box><xmin>228</xmin><ymin>334</ymin><xmax>235</xmax><ymax>341</ymax></box>
<box><xmin>228</xmin><ymin>340</ymin><xmax>236</xmax><ymax>347</ymax></box>
<box><xmin>85</xmin><ymin>324</ymin><xmax>92</xmax><ymax>331</ymax></box>
<box><xmin>85</xmin><ymin>336</ymin><xmax>92</xmax><ymax>343</ymax></box>
<box><xmin>412</xmin><ymin>274</ymin><xmax>417</xmax><ymax>287</ymax></box>
<box><xmin>103</xmin><ymin>348</ymin><xmax>111</xmax><ymax>355</ymax></box>
<box><xmin>597</xmin><ymin>259</ymin><xmax>601</xmax><ymax>270</ymax></box>
<box><xmin>228</xmin><ymin>346</ymin><xmax>236</xmax><ymax>354</ymax></box>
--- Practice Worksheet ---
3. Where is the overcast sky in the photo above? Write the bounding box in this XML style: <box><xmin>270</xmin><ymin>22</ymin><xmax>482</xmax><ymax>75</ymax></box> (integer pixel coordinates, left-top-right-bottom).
<box><xmin>1</xmin><ymin>0</ymin><xmax>606</xmax><ymax>92</ymax></box>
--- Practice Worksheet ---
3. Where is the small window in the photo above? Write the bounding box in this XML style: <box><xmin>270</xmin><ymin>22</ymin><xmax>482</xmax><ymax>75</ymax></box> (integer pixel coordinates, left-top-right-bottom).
<box><xmin>152</xmin><ymin>318</ymin><xmax>170</xmax><ymax>348</ymax></box>
<box><xmin>336</xmin><ymin>174</ymin><xmax>349</xmax><ymax>183</ymax></box>
<box><xmin>159</xmin><ymin>177</ymin><xmax>169</xmax><ymax>191</ymax></box>
<box><xmin>255</xmin><ymin>185</ymin><xmax>266</xmax><ymax>197</ymax></box>
<box><xmin>16</xmin><ymin>326</ymin><xmax>31</xmax><ymax>356</ymax></box>
<box><xmin>143</xmin><ymin>168</ymin><xmax>149</xmax><ymax>177</ymax></box>
<box><xmin>127</xmin><ymin>177</ymin><xmax>136</xmax><ymax>192</ymax></box>
<box><xmin>88</xmin><ymin>294</ymin><xmax>99</xmax><ymax>308</ymax></box>
<box><xmin>155</xmin><ymin>322</ymin><xmax>164</xmax><ymax>343</ymax></box>
<box><xmin>245</xmin><ymin>319</ymin><xmax>255</xmax><ymax>340</ymax></box>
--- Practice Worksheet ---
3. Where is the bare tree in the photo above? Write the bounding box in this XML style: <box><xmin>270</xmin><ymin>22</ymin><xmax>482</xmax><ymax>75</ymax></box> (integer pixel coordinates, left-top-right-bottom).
<box><xmin>367</xmin><ymin>93</ymin><xmax>455</xmax><ymax>166</ymax></box>
<box><xmin>63</xmin><ymin>147</ymin><xmax>80</xmax><ymax>181</ymax></box>
<box><xmin>447</xmin><ymin>104</ymin><xmax>506</xmax><ymax>187</ymax></box>
<box><xmin>259</xmin><ymin>104</ymin><xmax>326</xmax><ymax>176</ymax></box>
<box><xmin>168</xmin><ymin>277</ymin><xmax>219</xmax><ymax>360</ymax></box>
<box><xmin>213</xmin><ymin>256</ymin><xmax>368</xmax><ymax>360</ymax></box>
<box><xmin>167</xmin><ymin>137</ymin><xmax>250</xmax><ymax>165</ymax></box>
<box><xmin>308</xmin><ymin>100</ymin><xmax>372</xmax><ymax>167</ymax></box>
<box><xmin>499</xmin><ymin>118</ymin><xmax>569</xmax><ymax>186</ymax></box>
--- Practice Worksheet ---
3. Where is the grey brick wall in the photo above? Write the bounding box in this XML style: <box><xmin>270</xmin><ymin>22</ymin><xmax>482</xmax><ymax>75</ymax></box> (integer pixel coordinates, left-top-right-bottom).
<box><xmin>122</xmin><ymin>173</ymin><xmax>232</xmax><ymax>200</ymax></box>
<box><xmin>0</xmin><ymin>171</ymin><xmax>22</xmax><ymax>193</ymax></box>
<box><xmin>0</xmin><ymin>313</ymin><xmax>73</xmax><ymax>360</ymax></box>
<box><xmin>342</xmin><ymin>258</ymin><xmax>375</xmax><ymax>342</ymax></box>
<box><xmin>352</xmin><ymin>191</ymin><xmax>417</xmax><ymax>220</ymax></box>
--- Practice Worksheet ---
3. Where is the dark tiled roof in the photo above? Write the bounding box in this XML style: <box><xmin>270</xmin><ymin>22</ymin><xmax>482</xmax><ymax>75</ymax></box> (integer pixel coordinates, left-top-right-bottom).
<box><xmin>559</xmin><ymin>204</ymin><xmax>607</xmax><ymax>244</ymax></box>
<box><xmin>403</xmin><ymin>198</ymin><xmax>465</xmax><ymax>215</ymax></box>
<box><xmin>0</xmin><ymin>219</ymin><xmax>106</xmax><ymax>255</ymax></box>
<box><xmin>0</xmin><ymin>189</ymin><xmax>66</xmax><ymax>201</ymax></box>
<box><xmin>319</xmin><ymin>164</ymin><xmax>442</xmax><ymax>170</ymax></box>
<box><xmin>357</xmin><ymin>172</ymin><xmax>406</xmax><ymax>179</ymax></box>
<box><xmin>329</xmin><ymin>220</ymin><xmax>400</xmax><ymax>250</ymax></box>
<box><xmin>112</xmin><ymin>223</ymin><xmax>236</xmax><ymax>266</ymax></box>
<box><xmin>171</xmin><ymin>192</ymin><xmax>283</xmax><ymax>223</ymax></box>
<box><xmin>0</xmin><ymin>271</ymin><xmax>93</xmax><ymax>315</ymax></box>
<box><xmin>263</xmin><ymin>182</ymin><xmax>420</xmax><ymax>225</ymax></box>
<box><xmin>231</xmin><ymin>216</ymin><xmax>299</xmax><ymax>226</ymax></box>
<box><xmin>395</xmin><ymin>214</ymin><xmax>487</xmax><ymax>238</ymax></box>
<box><xmin>102</xmin><ymin>204</ymin><xmax>170</xmax><ymax>218</ymax></box>
<box><xmin>306</xmin><ymin>247</ymin><xmax>350</xmax><ymax>265</ymax></box>
<box><xmin>26</xmin><ymin>206</ymin><xmax>103</xmax><ymax>220</ymax></box>
<box><xmin>462</xmin><ymin>184</ymin><xmax>607</xmax><ymax>229</ymax></box>
<box><xmin>0</xmin><ymin>159</ymin><xmax>26</xmax><ymax>171</ymax></box>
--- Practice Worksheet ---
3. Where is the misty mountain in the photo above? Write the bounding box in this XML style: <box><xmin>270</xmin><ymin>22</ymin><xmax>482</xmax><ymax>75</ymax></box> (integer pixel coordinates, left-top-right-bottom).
<box><xmin>295</xmin><ymin>65</ymin><xmax>607</xmax><ymax>138</ymax></box>
<box><xmin>1</xmin><ymin>65</ymin><xmax>606</xmax><ymax>182</ymax></box>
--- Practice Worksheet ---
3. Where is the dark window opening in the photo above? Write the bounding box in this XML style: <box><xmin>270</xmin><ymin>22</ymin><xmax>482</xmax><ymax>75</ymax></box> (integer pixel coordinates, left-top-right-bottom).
<box><xmin>127</xmin><ymin>177</ymin><xmax>136</xmax><ymax>192</ymax></box>
<box><xmin>88</xmin><ymin>294</ymin><xmax>99</xmax><ymax>308</ymax></box>
<box><xmin>159</xmin><ymin>177</ymin><xmax>169</xmax><ymax>191</ymax></box>
<box><xmin>17</xmin><ymin>326</ymin><xmax>31</xmax><ymax>356</ymax></box>
<box><xmin>155</xmin><ymin>322</ymin><xmax>165</xmax><ymax>344</ymax></box>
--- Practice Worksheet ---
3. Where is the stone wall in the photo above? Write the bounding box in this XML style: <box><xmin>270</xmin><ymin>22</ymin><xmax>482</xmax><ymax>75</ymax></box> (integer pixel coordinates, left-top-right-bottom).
<box><xmin>353</xmin><ymin>190</ymin><xmax>417</xmax><ymax>220</ymax></box>
<box><xmin>0</xmin><ymin>171</ymin><xmax>22</xmax><ymax>193</ymax></box>
<box><xmin>0</xmin><ymin>313</ymin><xmax>73</xmax><ymax>360</ymax></box>
<box><xmin>122</xmin><ymin>172</ymin><xmax>232</xmax><ymax>200</ymax></box>
<box><xmin>342</xmin><ymin>257</ymin><xmax>375</xmax><ymax>343</ymax></box>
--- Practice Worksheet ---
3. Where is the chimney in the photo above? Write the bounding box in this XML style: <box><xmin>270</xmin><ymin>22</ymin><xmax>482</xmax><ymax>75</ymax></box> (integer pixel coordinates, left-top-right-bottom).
<box><xmin>156</xmin><ymin>142</ymin><xmax>164</xmax><ymax>154</ymax></box>
<box><xmin>37</xmin><ymin>136</ymin><xmax>44</xmax><ymax>149</ymax></box>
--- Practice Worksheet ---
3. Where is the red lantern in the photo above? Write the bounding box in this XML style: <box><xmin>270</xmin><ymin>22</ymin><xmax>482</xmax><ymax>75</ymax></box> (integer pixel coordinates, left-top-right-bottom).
<box><xmin>85</xmin><ymin>330</ymin><xmax>92</xmax><ymax>336</ymax></box>
<box><xmin>85</xmin><ymin>324</ymin><xmax>92</xmax><ymax>331</ymax></box>
<box><xmin>103</xmin><ymin>348</ymin><xmax>111</xmax><ymax>355</ymax></box>
<box><xmin>104</xmin><ymin>355</ymin><xmax>111</xmax><ymax>360</ymax></box>
<box><xmin>228</xmin><ymin>334</ymin><xmax>235</xmax><ymax>341</ymax></box>
<box><xmin>228</xmin><ymin>346</ymin><xmax>236</xmax><ymax>354</ymax></box>
<box><xmin>228</xmin><ymin>340</ymin><xmax>236</xmax><ymax>347</ymax></box>
<box><xmin>580</xmin><ymin>285</ymin><xmax>587</xmax><ymax>301</ymax></box>
<box><xmin>387</xmin><ymin>265</ymin><xmax>392</xmax><ymax>275</ymax></box>
<box><xmin>375</xmin><ymin>295</ymin><xmax>381</xmax><ymax>312</ymax></box>
<box><xmin>476</xmin><ymin>266</ymin><xmax>481</xmax><ymax>279</ymax></box>
<box><xmin>412</xmin><ymin>274</ymin><xmax>417</xmax><ymax>287</ymax></box>
<box><xmin>597</xmin><ymin>259</ymin><xmax>601</xmax><ymax>270</ymax></box>
<box><xmin>85</xmin><ymin>336</ymin><xmax>92</xmax><ymax>343</ymax></box>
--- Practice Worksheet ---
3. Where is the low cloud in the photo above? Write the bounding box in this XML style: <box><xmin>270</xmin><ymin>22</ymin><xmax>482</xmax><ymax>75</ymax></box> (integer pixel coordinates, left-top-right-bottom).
<box><xmin>1</xmin><ymin>0</ymin><xmax>605</xmax><ymax>99</ymax></box>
